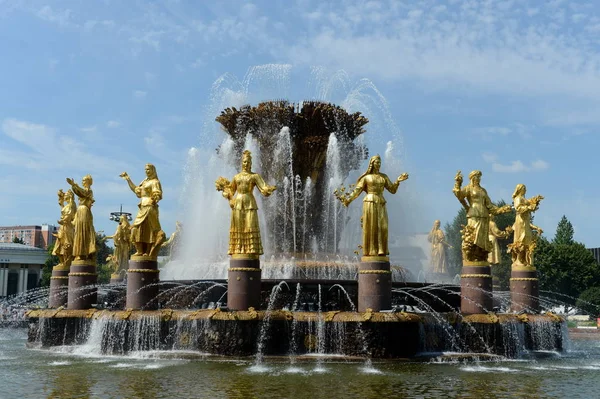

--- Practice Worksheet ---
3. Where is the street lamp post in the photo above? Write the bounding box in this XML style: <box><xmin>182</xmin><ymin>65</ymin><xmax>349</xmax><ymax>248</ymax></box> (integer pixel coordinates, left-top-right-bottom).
<box><xmin>109</xmin><ymin>204</ymin><xmax>132</xmax><ymax>223</ymax></box>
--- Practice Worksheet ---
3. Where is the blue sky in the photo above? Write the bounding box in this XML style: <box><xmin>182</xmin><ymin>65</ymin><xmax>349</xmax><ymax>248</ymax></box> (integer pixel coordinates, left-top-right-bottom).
<box><xmin>1</xmin><ymin>0</ymin><xmax>600</xmax><ymax>246</ymax></box>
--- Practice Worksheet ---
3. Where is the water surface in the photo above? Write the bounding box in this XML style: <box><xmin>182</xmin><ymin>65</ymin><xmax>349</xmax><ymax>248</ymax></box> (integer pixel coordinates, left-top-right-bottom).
<box><xmin>2</xmin><ymin>328</ymin><xmax>599</xmax><ymax>399</ymax></box>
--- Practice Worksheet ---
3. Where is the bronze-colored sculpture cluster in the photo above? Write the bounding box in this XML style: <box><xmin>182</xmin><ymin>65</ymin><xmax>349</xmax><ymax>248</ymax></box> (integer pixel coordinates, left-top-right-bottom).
<box><xmin>450</xmin><ymin>170</ymin><xmax>543</xmax><ymax>269</ymax></box>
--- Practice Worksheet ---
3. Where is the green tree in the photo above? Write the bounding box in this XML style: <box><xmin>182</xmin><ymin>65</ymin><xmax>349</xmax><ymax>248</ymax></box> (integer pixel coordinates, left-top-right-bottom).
<box><xmin>95</xmin><ymin>232</ymin><xmax>114</xmax><ymax>285</ymax></box>
<box><xmin>576</xmin><ymin>287</ymin><xmax>600</xmax><ymax>317</ymax></box>
<box><xmin>444</xmin><ymin>207</ymin><xmax>466</xmax><ymax>277</ymax></box>
<box><xmin>40</xmin><ymin>244</ymin><xmax>59</xmax><ymax>287</ymax></box>
<box><xmin>95</xmin><ymin>232</ymin><xmax>113</xmax><ymax>266</ymax></box>
<box><xmin>553</xmin><ymin>215</ymin><xmax>575</xmax><ymax>245</ymax></box>
<box><xmin>12</xmin><ymin>236</ymin><xmax>25</xmax><ymax>244</ymax></box>
<box><xmin>536</xmin><ymin>215</ymin><xmax>600</xmax><ymax>304</ymax></box>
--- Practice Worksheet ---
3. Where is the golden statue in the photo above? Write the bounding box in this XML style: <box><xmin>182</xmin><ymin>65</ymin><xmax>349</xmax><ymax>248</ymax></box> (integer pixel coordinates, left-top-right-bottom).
<box><xmin>215</xmin><ymin>150</ymin><xmax>276</xmax><ymax>257</ymax></box>
<box><xmin>508</xmin><ymin>184</ymin><xmax>543</xmax><ymax>269</ymax></box>
<box><xmin>336</xmin><ymin>155</ymin><xmax>408</xmax><ymax>259</ymax></box>
<box><xmin>162</xmin><ymin>221</ymin><xmax>183</xmax><ymax>259</ymax></box>
<box><xmin>428</xmin><ymin>220</ymin><xmax>450</xmax><ymax>273</ymax></box>
<box><xmin>120</xmin><ymin>164</ymin><xmax>166</xmax><ymax>258</ymax></box>
<box><xmin>488</xmin><ymin>216</ymin><xmax>512</xmax><ymax>265</ymax></box>
<box><xmin>106</xmin><ymin>215</ymin><xmax>131</xmax><ymax>276</ymax></box>
<box><xmin>452</xmin><ymin>170</ymin><xmax>511</xmax><ymax>262</ymax></box>
<box><xmin>52</xmin><ymin>189</ymin><xmax>76</xmax><ymax>269</ymax></box>
<box><xmin>66</xmin><ymin>175</ymin><xmax>96</xmax><ymax>262</ymax></box>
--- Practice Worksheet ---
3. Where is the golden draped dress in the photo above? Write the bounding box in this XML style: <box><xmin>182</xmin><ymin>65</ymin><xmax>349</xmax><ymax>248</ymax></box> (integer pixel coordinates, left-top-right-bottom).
<box><xmin>112</xmin><ymin>223</ymin><xmax>131</xmax><ymax>272</ymax></box>
<box><xmin>454</xmin><ymin>184</ymin><xmax>495</xmax><ymax>253</ymax></box>
<box><xmin>348</xmin><ymin>173</ymin><xmax>399</xmax><ymax>257</ymax></box>
<box><xmin>513</xmin><ymin>195</ymin><xmax>534</xmax><ymax>249</ymax></box>
<box><xmin>71</xmin><ymin>185</ymin><xmax>96</xmax><ymax>258</ymax></box>
<box><xmin>131</xmin><ymin>178</ymin><xmax>163</xmax><ymax>244</ymax></box>
<box><xmin>228</xmin><ymin>172</ymin><xmax>271</xmax><ymax>255</ymax></box>
<box><xmin>488</xmin><ymin>220</ymin><xmax>507</xmax><ymax>264</ymax></box>
<box><xmin>52</xmin><ymin>200</ymin><xmax>76</xmax><ymax>257</ymax></box>
<box><xmin>428</xmin><ymin>229</ymin><xmax>448</xmax><ymax>273</ymax></box>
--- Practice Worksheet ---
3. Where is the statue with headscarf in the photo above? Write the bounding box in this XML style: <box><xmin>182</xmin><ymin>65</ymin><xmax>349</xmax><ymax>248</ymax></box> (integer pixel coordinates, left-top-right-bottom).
<box><xmin>216</xmin><ymin>150</ymin><xmax>276</xmax><ymax>257</ymax></box>
<box><xmin>120</xmin><ymin>164</ymin><xmax>166</xmax><ymax>258</ymax></box>
<box><xmin>452</xmin><ymin>170</ymin><xmax>511</xmax><ymax>262</ymax></box>
<box><xmin>337</xmin><ymin>155</ymin><xmax>408</xmax><ymax>258</ymax></box>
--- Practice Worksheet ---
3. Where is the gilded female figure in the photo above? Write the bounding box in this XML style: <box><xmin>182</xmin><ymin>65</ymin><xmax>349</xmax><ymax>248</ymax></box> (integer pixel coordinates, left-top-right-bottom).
<box><xmin>428</xmin><ymin>220</ymin><xmax>450</xmax><ymax>273</ymax></box>
<box><xmin>453</xmin><ymin>170</ymin><xmax>510</xmax><ymax>262</ymax></box>
<box><xmin>488</xmin><ymin>216</ymin><xmax>511</xmax><ymax>265</ymax></box>
<box><xmin>66</xmin><ymin>175</ymin><xmax>96</xmax><ymax>261</ymax></box>
<box><xmin>216</xmin><ymin>150</ymin><xmax>276</xmax><ymax>256</ymax></box>
<box><xmin>340</xmin><ymin>155</ymin><xmax>408</xmax><ymax>258</ymax></box>
<box><xmin>52</xmin><ymin>189</ymin><xmax>76</xmax><ymax>268</ymax></box>
<box><xmin>120</xmin><ymin>164</ymin><xmax>166</xmax><ymax>257</ymax></box>
<box><xmin>508</xmin><ymin>184</ymin><xmax>543</xmax><ymax>268</ymax></box>
<box><xmin>106</xmin><ymin>215</ymin><xmax>131</xmax><ymax>274</ymax></box>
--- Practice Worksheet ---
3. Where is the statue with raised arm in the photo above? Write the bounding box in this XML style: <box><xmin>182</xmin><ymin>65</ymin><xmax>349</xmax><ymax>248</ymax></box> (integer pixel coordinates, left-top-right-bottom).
<box><xmin>488</xmin><ymin>215</ymin><xmax>512</xmax><ymax>265</ymax></box>
<box><xmin>106</xmin><ymin>215</ymin><xmax>131</xmax><ymax>276</ymax></box>
<box><xmin>428</xmin><ymin>220</ymin><xmax>450</xmax><ymax>274</ymax></box>
<box><xmin>162</xmin><ymin>221</ymin><xmax>183</xmax><ymax>259</ymax></box>
<box><xmin>507</xmin><ymin>184</ymin><xmax>543</xmax><ymax>268</ymax></box>
<box><xmin>452</xmin><ymin>170</ymin><xmax>511</xmax><ymax>263</ymax></box>
<box><xmin>216</xmin><ymin>150</ymin><xmax>276</xmax><ymax>257</ymax></box>
<box><xmin>120</xmin><ymin>164</ymin><xmax>166</xmax><ymax>259</ymax></box>
<box><xmin>52</xmin><ymin>189</ymin><xmax>76</xmax><ymax>269</ymax></box>
<box><xmin>335</xmin><ymin>155</ymin><xmax>408</xmax><ymax>259</ymax></box>
<box><xmin>66</xmin><ymin>175</ymin><xmax>97</xmax><ymax>262</ymax></box>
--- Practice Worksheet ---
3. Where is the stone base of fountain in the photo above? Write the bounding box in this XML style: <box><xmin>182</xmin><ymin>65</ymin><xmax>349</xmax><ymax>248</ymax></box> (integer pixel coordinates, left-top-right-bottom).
<box><xmin>510</xmin><ymin>269</ymin><xmax>540</xmax><ymax>312</ymax></box>
<box><xmin>26</xmin><ymin>309</ymin><xmax>565</xmax><ymax>359</ymax></box>
<box><xmin>67</xmin><ymin>260</ymin><xmax>97</xmax><ymax>310</ymax></box>
<box><xmin>49</xmin><ymin>267</ymin><xmax>69</xmax><ymax>308</ymax></box>
<box><xmin>126</xmin><ymin>256</ymin><xmax>160</xmax><ymax>310</ymax></box>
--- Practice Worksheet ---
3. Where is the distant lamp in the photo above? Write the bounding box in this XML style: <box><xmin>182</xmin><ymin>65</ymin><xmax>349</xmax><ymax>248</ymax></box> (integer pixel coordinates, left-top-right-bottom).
<box><xmin>109</xmin><ymin>204</ymin><xmax>132</xmax><ymax>223</ymax></box>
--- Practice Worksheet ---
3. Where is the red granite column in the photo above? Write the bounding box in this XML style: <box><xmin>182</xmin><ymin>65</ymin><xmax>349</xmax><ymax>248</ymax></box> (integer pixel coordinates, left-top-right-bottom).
<box><xmin>460</xmin><ymin>261</ymin><xmax>493</xmax><ymax>314</ymax></box>
<box><xmin>126</xmin><ymin>255</ymin><xmax>160</xmax><ymax>310</ymax></box>
<box><xmin>67</xmin><ymin>260</ymin><xmax>97</xmax><ymax>310</ymax></box>
<box><xmin>358</xmin><ymin>256</ymin><xmax>392</xmax><ymax>312</ymax></box>
<box><xmin>227</xmin><ymin>255</ymin><xmax>261</xmax><ymax>311</ymax></box>
<box><xmin>48</xmin><ymin>266</ymin><xmax>69</xmax><ymax>308</ymax></box>
<box><xmin>510</xmin><ymin>268</ymin><xmax>539</xmax><ymax>312</ymax></box>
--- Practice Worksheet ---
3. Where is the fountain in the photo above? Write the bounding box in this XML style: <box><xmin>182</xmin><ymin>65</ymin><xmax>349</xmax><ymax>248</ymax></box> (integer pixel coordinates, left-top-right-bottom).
<box><xmin>23</xmin><ymin>68</ymin><xmax>565</xmax><ymax>362</ymax></box>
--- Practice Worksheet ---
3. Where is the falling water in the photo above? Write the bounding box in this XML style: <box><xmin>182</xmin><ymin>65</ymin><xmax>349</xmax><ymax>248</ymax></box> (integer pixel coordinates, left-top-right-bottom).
<box><xmin>254</xmin><ymin>282</ymin><xmax>288</xmax><ymax>365</ymax></box>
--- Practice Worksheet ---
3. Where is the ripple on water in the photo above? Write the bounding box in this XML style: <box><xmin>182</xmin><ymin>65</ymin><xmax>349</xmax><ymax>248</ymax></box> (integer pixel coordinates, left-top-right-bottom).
<box><xmin>49</xmin><ymin>361</ymin><xmax>72</xmax><ymax>366</ymax></box>
<box><xmin>460</xmin><ymin>366</ymin><xmax>519</xmax><ymax>373</ymax></box>
<box><xmin>284</xmin><ymin>366</ymin><xmax>307</xmax><ymax>374</ymax></box>
<box><xmin>246</xmin><ymin>364</ymin><xmax>271</xmax><ymax>374</ymax></box>
<box><xmin>359</xmin><ymin>365</ymin><xmax>383</xmax><ymax>375</ymax></box>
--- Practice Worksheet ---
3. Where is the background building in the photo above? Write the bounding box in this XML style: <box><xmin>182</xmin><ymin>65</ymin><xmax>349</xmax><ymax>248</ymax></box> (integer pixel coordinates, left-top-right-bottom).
<box><xmin>0</xmin><ymin>243</ymin><xmax>46</xmax><ymax>297</ymax></box>
<box><xmin>0</xmin><ymin>225</ymin><xmax>57</xmax><ymax>249</ymax></box>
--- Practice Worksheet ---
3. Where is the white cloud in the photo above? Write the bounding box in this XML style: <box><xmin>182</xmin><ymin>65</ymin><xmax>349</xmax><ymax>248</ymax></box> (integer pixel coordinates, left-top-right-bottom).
<box><xmin>1</xmin><ymin>118</ymin><xmax>131</xmax><ymax>172</ymax></box>
<box><xmin>482</xmin><ymin>153</ymin><xmax>550</xmax><ymax>173</ymax></box>
<box><xmin>80</xmin><ymin>126</ymin><xmax>97</xmax><ymax>133</ymax></box>
<box><xmin>133</xmin><ymin>90</ymin><xmax>147</xmax><ymax>99</ymax></box>
<box><xmin>482</xmin><ymin>153</ymin><xmax>497</xmax><ymax>163</ymax></box>
<box><xmin>36</xmin><ymin>5</ymin><xmax>73</xmax><ymax>27</ymax></box>
<box><xmin>144</xmin><ymin>129</ymin><xmax>180</xmax><ymax>164</ymax></box>
<box><xmin>106</xmin><ymin>120</ymin><xmax>121</xmax><ymax>128</ymax></box>
<box><xmin>492</xmin><ymin>160</ymin><xmax>527</xmax><ymax>173</ymax></box>
<box><xmin>190</xmin><ymin>58</ymin><xmax>205</xmax><ymax>68</ymax></box>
